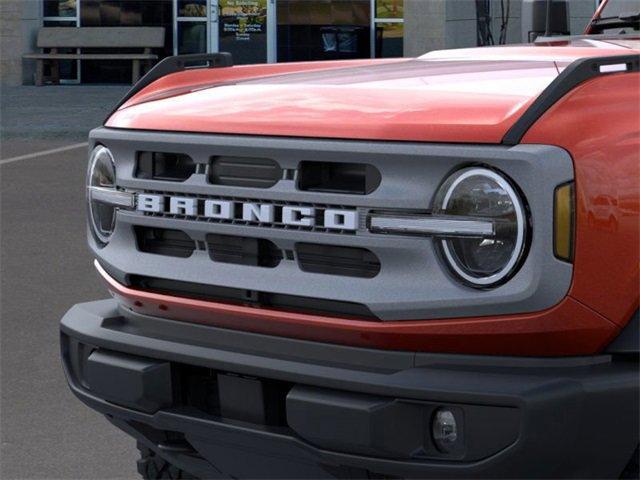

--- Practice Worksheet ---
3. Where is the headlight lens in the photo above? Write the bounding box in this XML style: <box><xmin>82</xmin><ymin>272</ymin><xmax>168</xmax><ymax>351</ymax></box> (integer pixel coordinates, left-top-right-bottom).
<box><xmin>435</xmin><ymin>167</ymin><xmax>527</xmax><ymax>287</ymax></box>
<box><xmin>88</xmin><ymin>145</ymin><xmax>117</xmax><ymax>243</ymax></box>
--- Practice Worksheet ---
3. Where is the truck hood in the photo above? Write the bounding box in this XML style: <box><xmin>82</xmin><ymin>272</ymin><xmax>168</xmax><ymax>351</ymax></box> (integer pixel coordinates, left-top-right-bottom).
<box><xmin>106</xmin><ymin>41</ymin><xmax>636</xmax><ymax>144</ymax></box>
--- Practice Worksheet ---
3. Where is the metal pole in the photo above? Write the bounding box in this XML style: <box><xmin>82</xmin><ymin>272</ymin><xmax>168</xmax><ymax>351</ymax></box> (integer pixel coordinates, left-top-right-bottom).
<box><xmin>544</xmin><ymin>0</ymin><xmax>552</xmax><ymax>36</ymax></box>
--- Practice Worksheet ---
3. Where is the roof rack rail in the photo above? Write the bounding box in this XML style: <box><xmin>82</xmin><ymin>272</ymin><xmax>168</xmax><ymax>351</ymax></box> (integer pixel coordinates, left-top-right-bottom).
<box><xmin>106</xmin><ymin>52</ymin><xmax>233</xmax><ymax>122</ymax></box>
<box><xmin>502</xmin><ymin>54</ymin><xmax>639</xmax><ymax>145</ymax></box>
<box><xmin>534</xmin><ymin>33</ymin><xmax>640</xmax><ymax>43</ymax></box>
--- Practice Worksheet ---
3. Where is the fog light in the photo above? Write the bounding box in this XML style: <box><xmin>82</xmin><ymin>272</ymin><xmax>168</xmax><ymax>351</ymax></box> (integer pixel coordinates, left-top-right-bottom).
<box><xmin>432</xmin><ymin>409</ymin><xmax>458</xmax><ymax>453</ymax></box>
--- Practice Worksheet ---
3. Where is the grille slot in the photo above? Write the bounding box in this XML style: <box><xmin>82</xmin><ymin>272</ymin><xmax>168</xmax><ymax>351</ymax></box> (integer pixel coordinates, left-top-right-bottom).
<box><xmin>128</xmin><ymin>276</ymin><xmax>378</xmax><ymax>320</ymax></box>
<box><xmin>135</xmin><ymin>227</ymin><xmax>196</xmax><ymax>258</ymax></box>
<box><xmin>206</xmin><ymin>234</ymin><xmax>282</xmax><ymax>268</ymax></box>
<box><xmin>209</xmin><ymin>156</ymin><xmax>282</xmax><ymax>188</ymax></box>
<box><xmin>136</xmin><ymin>152</ymin><xmax>197</xmax><ymax>182</ymax></box>
<box><xmin>298</xmin><ymin>161</ymin><xmax>381</xmax><ymax>195</ymax></box>
<box><xmin>296</xmin><ymin>243</ymin><xmax>381</xmax><ymax>278</ymax></box>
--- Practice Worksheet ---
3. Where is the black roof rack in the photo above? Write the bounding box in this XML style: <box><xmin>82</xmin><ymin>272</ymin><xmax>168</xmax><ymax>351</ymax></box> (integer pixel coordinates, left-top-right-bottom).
<box><xmin>534</xmin><ymin>33</ymin><xmax>640</xmax><ymax>43</ymax></box>
<box><xmin>502</xmin><ymin>54</ymin><xmax>639</xmax><ymax>145</ymax></box>
<box><xmin>105</xmin><ymin>52</ymin><xmax>233</xmax><ymax>123</ymax></box>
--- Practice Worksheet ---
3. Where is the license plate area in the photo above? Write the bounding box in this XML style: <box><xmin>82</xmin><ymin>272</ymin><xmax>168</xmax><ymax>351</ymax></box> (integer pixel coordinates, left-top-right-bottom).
<box><xmin>178</xmin><ymin>365</ymin><xmax>291</xmax><ymax>426</ymax></box>
<box><xmin>217</xmin><ymin>373</ymin><xmax>268</xmax><ymax>424</ymax></box>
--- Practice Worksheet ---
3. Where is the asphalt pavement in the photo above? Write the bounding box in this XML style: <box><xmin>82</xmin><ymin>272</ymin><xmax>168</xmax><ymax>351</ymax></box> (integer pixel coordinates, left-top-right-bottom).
<box><xmin>1</xmin><ymin>85</ymin><xmax>139</xmax><ymax>479</ymax></box>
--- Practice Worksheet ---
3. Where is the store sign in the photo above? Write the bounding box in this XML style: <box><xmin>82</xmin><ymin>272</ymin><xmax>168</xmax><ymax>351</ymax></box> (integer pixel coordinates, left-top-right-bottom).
<box><xmin>220</xmin><ymin>0</ymin><xmax>267</xmax><ymax>42</ymax></box>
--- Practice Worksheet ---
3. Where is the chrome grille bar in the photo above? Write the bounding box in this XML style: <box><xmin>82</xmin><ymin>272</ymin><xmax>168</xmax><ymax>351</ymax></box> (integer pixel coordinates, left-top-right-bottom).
<box><xmin>88</xmin><ymin>186</ymin><xmax>136</xmax><ymax>208</ymax></box>
<box><xmin>368</xmin><ymin>214</ymin><xmax>495</xmax><ymax>237</ymax></box>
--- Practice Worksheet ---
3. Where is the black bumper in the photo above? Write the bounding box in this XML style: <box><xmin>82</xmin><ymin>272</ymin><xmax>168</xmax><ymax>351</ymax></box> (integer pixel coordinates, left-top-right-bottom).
<box><xmin>61</xmin><ymin>300</ymin><xmax>639</xmax><ymax>479</ymax></box>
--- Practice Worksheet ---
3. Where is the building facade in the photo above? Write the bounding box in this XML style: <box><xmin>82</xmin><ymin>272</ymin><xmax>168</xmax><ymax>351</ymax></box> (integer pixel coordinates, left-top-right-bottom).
<box><xmin>1</xmin><ymin>0</ymin><xmax>598</xmax><ymax>86</ymax></box>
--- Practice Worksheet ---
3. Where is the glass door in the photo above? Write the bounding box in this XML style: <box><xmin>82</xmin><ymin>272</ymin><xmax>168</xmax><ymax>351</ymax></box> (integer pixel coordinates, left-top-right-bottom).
<box><xmin>175</xmin><ymin>0</ymin><xmax>209</xmax><ymax>54</ymax></box>
<box><xmin>42</xmin><ymin>0</ymin><xmax>80</xmax><ymax>83</ymax></box>
<box><xmin>371</xmin><ymin>0</ymin><xmax>404</xmax><ymax>58</ymax></box>
<box><xmin>174</xmin><ymin>0</ymin><xmax>275</xmax><ymax>63</ymax></box>
<box><xmin>276</xmin><ymin>0</ymin><xmax>371</xmax><ymax>63</ymax></box>
<box><xmin>217</xmin><ymin>0</ymin><xmax>273</xmax><ymax>64</ymax></box>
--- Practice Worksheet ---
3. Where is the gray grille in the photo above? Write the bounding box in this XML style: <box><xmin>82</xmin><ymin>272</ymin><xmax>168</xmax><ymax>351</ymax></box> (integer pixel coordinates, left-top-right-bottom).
<box><xmin>90</xmin><ymin>127</ymin><xmax>574</xmax><ymax>321</ymax></box>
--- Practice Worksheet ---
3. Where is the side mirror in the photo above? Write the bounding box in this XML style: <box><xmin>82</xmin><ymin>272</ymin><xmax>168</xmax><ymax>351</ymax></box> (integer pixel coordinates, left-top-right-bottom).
<box><xmin>522</xmin><ymin>0</ymin><xmax>571</xmax><ymax>42</ymax></box>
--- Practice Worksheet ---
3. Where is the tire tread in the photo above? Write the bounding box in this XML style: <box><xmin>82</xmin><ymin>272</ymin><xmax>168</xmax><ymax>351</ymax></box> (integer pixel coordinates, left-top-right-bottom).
<box><xmin>137</xmin><ymin>445</ymin><xmax>197</xmax><ymax>480</ymax></box>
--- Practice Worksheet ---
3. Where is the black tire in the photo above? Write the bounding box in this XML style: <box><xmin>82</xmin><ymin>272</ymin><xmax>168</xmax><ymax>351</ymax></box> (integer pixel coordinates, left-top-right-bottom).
<box><xmin>137</xmin><ymin>444</ymin><xmax>198</xmax><ymax>480</ymax></box>
<box><xmin>621</xmin><ymin>445</ymin><xmax>639</xmax><ymax>480</ymax></box>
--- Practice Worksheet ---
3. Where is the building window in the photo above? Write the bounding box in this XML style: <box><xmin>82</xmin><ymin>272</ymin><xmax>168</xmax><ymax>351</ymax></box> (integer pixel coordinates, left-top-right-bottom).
<box><xmin>80</xmin><ymin>0</ymin><xmax>172</xmax><ymax>83</ymax></box>
<box><xmin>373</xmin><ymin>0</ymin><xmax>403</xmax><ymax>58</ymax></box>
<box><xmin>178</xmin><ymin>0</ymin><xmax>207</xmax><ymax>17</ymax></box>
<box><xmin>43</xmin><ymin>0</ymin><xmax>77</xmax><ymax>18</ymax></box>
<box><xmin>177</xmin><ymin>21</ymin><xmax>207</xmax><ymax>54</ymax></box>
<box><xmin>39</xmin><ymin>0</ymin><xmax>405</xmax><ymax>84</ymax></box>
<box><xmin>375</xmin><ymin>0</ymin><xmax>402</xmax><ymax>19</ymax></box>
<box><xmin>42</xmin><ymin>0</ymin><xmax>80</xmax><ymax>82</ymax></box>
<box><xmin>277</xmin><ymin>0</ymin><xmax>371</xmax><ymax>62</ymax></box>
<box><xmin>218</xmin><ymin>0</ymin><xmax>269</xmax><ymax>65</ymax></box>
<box><xmin>175</xmin><ymin>0</ymin><xmax>207</xmax><ymax>55</ymax></box>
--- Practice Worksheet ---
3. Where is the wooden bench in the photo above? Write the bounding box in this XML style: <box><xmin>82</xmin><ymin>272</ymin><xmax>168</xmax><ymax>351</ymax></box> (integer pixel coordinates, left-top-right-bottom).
<box><xmin>23</xmin><ymin>27</ymin><xmax>165</xmax><ymax>86</ymax></box>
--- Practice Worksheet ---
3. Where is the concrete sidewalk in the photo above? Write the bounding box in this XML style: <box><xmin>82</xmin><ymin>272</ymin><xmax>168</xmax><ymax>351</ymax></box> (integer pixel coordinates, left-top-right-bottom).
<box><xmin>1</xmin><ymin>85</ymin><xmax>129</xmax><ymax>158</ymax></box>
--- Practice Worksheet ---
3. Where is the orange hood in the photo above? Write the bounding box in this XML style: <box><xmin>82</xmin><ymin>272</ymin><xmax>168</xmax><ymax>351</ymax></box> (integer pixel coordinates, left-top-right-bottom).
<box><xmin>105</xmin><ymin>39</ymin><xmax>638</xmax><ymax>143</ymax></box>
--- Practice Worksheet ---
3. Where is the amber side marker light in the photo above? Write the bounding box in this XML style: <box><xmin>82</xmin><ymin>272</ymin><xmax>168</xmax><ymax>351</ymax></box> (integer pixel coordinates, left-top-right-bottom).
<box><xmin>554</xmin><ymin>182</ymin><xmax>575</xmax><ymax>261</ymax></box>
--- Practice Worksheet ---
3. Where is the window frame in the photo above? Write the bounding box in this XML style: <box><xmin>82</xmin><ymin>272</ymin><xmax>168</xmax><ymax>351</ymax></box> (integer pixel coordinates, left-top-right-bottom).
<box><xmin>370</xmin><ymin>0</ymin><xmax>404</xmax><ymax>58</ymax></box>
<box><xmin>41</xmin><ymin>0</ymin><xmax>81</xmax><ymax>83</ymax></box>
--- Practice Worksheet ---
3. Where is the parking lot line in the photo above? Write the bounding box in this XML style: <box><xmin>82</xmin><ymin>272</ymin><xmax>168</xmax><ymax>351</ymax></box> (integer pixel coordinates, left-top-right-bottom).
<box><xmin>0</xmin><ymin>142</ymin><xmax>89</xmax><ymax>166</ymax></box>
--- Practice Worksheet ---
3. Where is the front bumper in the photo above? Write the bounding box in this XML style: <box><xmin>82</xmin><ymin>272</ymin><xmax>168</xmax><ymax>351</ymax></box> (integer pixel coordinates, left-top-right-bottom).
<box><xmin>61</xmin><ymin>300</ymin><xmax>639</xmax><ymax>479</ymax></box>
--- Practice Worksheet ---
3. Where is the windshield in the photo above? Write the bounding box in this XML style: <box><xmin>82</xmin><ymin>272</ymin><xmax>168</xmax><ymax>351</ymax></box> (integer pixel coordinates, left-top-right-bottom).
<box><xmin>591</xmin><ymin>0</ymin><xmax>640</xmax><ymax>34</ymax></box>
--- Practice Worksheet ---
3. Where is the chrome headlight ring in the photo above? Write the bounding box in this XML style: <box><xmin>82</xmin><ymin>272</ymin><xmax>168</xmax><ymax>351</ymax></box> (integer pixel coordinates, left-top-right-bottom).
<box><xmin>87</xmin><ymin>145</ymin><xmax>134</xmax><ymax>245</ymax></box>
<box><xmin>435</xmin><ymin>167</ymin><xmax>528</xmax><ymax>288</ymax></box>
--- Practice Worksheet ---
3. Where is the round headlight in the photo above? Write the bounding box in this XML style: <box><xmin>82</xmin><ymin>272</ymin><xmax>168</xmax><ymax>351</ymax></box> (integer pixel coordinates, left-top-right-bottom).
<box><xmin>435</xmin><ymin>167</ymin><xmax>527</xmax><ymax>287</ymax></box>
<box><xmin>87</xmin><ymin>145</ymin><xmax>117</xmax><ymax>244</ymax></box>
